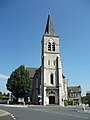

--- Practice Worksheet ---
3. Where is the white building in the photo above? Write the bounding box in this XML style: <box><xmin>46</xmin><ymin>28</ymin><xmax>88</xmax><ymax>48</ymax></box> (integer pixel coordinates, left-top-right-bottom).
<box><xmin>28</xmin><ymin>14</ymin><xmax>67</xmax><ymax>106</ymax></box>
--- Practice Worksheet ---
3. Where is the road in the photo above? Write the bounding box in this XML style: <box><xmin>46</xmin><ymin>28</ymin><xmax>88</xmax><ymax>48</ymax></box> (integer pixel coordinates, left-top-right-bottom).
<box><xmin>0</xmin><ymin>105</ymin><xmax>90</xmax><ymax>120</ymax></box>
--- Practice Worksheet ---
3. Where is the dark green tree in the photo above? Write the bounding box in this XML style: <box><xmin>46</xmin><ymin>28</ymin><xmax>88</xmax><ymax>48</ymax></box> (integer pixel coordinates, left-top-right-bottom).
<box><xmin>0</xmin><ymin>92</ymin><xmax>2</xmax><ymax>96</ymax></box>
<box><xmin>86</xmin><ymin>92</ymin><xmax>90</xmax><ymax>106</ymax></box>
<box><xmin>81</xmin><ymin>96</ymin><xmax>88</xmax><ymax>104</ymax></box>
<box><xmin>6</xmin><ymin>65</ymin><xmax>31</xmax><ymax>98</ymax></box>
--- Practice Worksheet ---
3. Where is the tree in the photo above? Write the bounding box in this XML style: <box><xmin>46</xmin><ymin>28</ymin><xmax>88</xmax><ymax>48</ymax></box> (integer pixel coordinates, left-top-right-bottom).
<box><xmin>86</xmin><ymin>92</ymin><xmax>90</xmax><ymax>106</ymax></box>
<box><xmin>0</xmin><ymin>92</ymin><xmax>2</xmax><ymax>96</ymax></box>
<box><xmin>81</xmin><ymin>96</ymin><xmax>88</xmax><ymax>105</ymax></box>
<box><xmin>6</xmin><ymin>65</ymin><xmax>31</xmax><ymax>98</ymax></box>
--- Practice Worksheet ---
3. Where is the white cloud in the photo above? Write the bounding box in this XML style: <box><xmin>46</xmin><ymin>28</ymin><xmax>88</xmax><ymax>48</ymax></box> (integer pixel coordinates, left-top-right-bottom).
<box><xmin>0</xmin><ymin>74</ymin><xmax>9</xmax><ymax>80</ymax></box>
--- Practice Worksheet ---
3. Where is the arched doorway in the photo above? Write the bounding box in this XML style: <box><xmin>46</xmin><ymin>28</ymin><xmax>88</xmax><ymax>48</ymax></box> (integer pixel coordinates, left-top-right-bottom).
<box><xmin>49</xmin><ymin>96</ymin><xmax>55</xmax><ymax>104</ymax></box>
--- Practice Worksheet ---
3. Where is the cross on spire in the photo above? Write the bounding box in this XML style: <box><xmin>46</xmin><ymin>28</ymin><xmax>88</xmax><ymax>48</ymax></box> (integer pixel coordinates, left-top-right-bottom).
<box><xmin>48</xmin><ymin>8</ymin><xmax>51</xmax><ymax>15</ymax></box>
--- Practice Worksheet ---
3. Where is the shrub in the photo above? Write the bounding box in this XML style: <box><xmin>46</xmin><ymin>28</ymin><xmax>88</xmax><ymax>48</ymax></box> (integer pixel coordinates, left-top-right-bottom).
<box><xmin>68</xmin><ymin>100</ymin><xmax>77</xmax><ymax>105</ymax></box>
<box><xmin>64</xmin><ymin>100</ymin><xmax>68</xmax><ymax>106</ymax></box>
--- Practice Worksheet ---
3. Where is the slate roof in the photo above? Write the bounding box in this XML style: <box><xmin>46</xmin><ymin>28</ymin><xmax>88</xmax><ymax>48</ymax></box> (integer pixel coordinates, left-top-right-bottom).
<box><xmin>67</xmin><ymin>86</ymin><xmax>81</xmax><ymax>93</ymax></box>
<box><xmin>26</xmin><ymin>67</ymin><xmax>37</xmax><ymax>78</ymax></box>
<box><xmin>44</xmin><ymin>14</ymin><xmax>56</xmax><ymax>36</ymax></box>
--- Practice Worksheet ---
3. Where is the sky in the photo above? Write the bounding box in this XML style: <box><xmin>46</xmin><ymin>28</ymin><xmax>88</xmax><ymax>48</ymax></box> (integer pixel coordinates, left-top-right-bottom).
<box><xmin>0</xmin><ymin>0</ymin><xmax>90</xmax><ymax>95</ymax></box>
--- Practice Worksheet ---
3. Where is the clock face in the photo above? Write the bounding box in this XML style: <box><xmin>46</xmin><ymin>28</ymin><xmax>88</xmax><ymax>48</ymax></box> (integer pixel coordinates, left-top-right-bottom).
<box><xmin>49</xmin><ymin>39</ymin><xmax>54</xmax><ymax>43</ymax></box>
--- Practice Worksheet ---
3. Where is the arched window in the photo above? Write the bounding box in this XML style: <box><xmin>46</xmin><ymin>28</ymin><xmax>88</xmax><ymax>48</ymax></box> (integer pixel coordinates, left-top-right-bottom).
<box><xmin>52</xmin><ymin>42</ymin><xmax>55</xmax><ymax>51</ymax></box>
<box><xmin>50</xmin><ymin>74</ymin><xmax>53</xmax><ymax>85</ymax></box>
<box><xmin>48</xmin><ymin>42</ymin><xmax>51</xmax><ymax>51</ymax></box>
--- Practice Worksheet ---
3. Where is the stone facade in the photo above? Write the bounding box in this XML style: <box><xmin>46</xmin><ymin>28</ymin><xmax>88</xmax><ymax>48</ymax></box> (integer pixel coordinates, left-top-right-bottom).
<box><xmin>29</xmin><ymin>14</ymin><xmax>67</xmax><ymax>106</ymax></box>
<box><xmin>67</xmin><ymin>85</ymin><xmax>82</xmax><ymax>104</ymax></box>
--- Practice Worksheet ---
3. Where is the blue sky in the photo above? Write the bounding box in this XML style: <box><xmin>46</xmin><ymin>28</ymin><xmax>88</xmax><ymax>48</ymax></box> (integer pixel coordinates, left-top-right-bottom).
<box><xmin>0</xmin><ymin>0</ymin><xmax>90</xmax><ymax>95</ymax></box>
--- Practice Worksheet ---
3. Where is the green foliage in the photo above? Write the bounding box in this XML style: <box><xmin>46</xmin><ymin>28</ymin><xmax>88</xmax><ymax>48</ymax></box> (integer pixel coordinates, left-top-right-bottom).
<box><xmin>72</xmin><ymin>100</ymin><xmax>77</xmax><ymax>105</ymax></box>
<box><xmin>0</xmin><ymin>96</ymin><xmax>9</xmax><ymax>100</ymax></box>
<box><xmin>0</xmin><ymin>92</ymin><xmax>9</xmax><ymax>100</ymax></box>
<box><xmin>64</xmin><ymin>100</ymin><xmax>68</xmax><ymax>106</ymax></box>
<box><xmin>6</xmin><ymin>65</ymin><xmax>31</xmax><ymax>98</ymax></box>
<box><xmin>68</xmin><ymin>100</ymin><xmax>77</xmax><ymax>105</ymax></box>
<box><xmin>0</xmin><ymin>92</ymin><xmax>2</xmax><ymax>96</ymax></box>
<box><xmin>86</xmin><ymin>92</ymin><xmax>90</xmax><ymax>106</ymax></box>
<box><xmin>81</xmin><ymin>97</ymin><xmax>88</xmax><ymax>104</ymax></box>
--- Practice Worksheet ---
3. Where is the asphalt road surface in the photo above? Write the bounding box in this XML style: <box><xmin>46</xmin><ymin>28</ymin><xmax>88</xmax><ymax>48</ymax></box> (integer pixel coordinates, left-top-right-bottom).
<box><xmin>0</xmin><ymin>115</ymin><xmax>13</xmax><ymax>120</ymax></box>
<box><xmin>0</xmin><ymin>105</ymin><xmax>90</xmax><ymax>120</ymax></box>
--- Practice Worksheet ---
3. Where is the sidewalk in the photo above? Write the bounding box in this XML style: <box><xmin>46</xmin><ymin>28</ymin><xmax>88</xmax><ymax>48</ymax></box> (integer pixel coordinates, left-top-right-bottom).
<box><xmin>0</xmin><ymin>104</ymin><xmax>27</xmax><ymax>107</ymax></box>
<box><xmin>0</xmin><ymin>109</ymin><xmax>10</xmax><ymax>117</ymax></box>
<box><xmin>78</xmin><ymin>110</ymin><xmax>90</xmax><ymax>113</ymax></box>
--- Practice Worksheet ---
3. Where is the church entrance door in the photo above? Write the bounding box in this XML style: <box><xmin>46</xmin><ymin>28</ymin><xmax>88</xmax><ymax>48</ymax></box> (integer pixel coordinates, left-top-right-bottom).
<box><xmin>49</xmin><ymin>96</ymin><xmax>55</xmax><ymax>104</ymax></box>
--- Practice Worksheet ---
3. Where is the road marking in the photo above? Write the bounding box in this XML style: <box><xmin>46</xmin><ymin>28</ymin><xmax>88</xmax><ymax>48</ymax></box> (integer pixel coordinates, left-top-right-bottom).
<box><xmin>11</xmin><ymin>114</ymin><xmax>16</xmax><ymax>120</ymax></box>
<box><xmin>74</xmin><ymin>115</ymin><xmax>80</xmax><ymax>118</ymax></box>
<box><xmin>67</xmin><ymin>114</ymin><xmax>72</xmax><ymax>117</ymax></box>
<box><xmin>82</xmin><ymin>117</ymin><xmax>89</xmax><ymax>119</ymax></box>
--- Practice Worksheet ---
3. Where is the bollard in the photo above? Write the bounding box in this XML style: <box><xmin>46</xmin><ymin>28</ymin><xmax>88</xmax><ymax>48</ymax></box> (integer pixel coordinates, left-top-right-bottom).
<box><xmin>23</xmin><ymin>102</ymin><xmax>25</xmax><ymax>106</ymax></box>
<box><xmin>82</xmin><ymin>103</ymin><xmax>85</xmax><ymax>111</ymax></box>
<box><xmin>7</xmin><ymin>100</ymin><xmax>9</xmax><ymax>105</ymax></box>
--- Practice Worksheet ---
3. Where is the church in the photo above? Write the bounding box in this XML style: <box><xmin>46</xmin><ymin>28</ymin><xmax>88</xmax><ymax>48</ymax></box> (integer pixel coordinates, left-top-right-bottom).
<box><xmin>27</xmin><ymin>13</ymin><xmax>67</xmax><ymax>106</ymax></box>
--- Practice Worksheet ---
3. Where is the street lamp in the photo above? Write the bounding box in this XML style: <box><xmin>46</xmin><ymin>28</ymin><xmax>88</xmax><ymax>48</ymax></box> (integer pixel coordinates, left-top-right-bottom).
<box><xmin>67</xmin><ymin>79</ymin><xmax>69</xmax><ymax>88</ymax></box>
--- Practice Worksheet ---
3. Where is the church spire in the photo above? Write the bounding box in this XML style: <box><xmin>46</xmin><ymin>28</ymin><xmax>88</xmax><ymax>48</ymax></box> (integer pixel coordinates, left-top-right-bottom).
<box><xmin>44</xmin><ymin>13</ymin><xmax>56</xmax><ymax>36</ymax></box>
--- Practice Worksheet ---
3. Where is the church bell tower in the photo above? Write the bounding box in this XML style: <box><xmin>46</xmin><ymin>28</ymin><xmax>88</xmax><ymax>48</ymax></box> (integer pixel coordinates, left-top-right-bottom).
<box><xmin>41</xmin><ymin>14</ymin><xmax>66</xmax><ymax>106</ymax></box>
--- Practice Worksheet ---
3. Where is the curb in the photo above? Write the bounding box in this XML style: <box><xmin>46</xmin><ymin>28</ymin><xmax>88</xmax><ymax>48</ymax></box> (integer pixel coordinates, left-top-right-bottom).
<box><xmin>78</xmin><ymin>110</ymin><xmax>90</xmax><ymax>113</ymax></box>
<box><xmin>0</xmin><ymin>104</ymin><xmax>27</xmax><ymax>107</ymax></box>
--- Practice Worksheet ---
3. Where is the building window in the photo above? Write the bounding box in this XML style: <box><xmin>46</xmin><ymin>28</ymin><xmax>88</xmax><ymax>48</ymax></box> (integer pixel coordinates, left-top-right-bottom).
<box><xmin>70</xmin><ymin>92</ymin><xmax>74</xmax><ymax>97</ymax></box>
<box><xmin>48</xmin><ymin>60</ymin><xmax>50</xmax><ymax>65</ymax></box>
<box><xmin>48</xmin><ymin>41</ymin><xmax>55</xmax><ymax>51</ymax></box>
<box><xmin>50</xmin><ymin>74</ymin><xmax>53</xmax><ymax>85</ymax></box>
<box><xmin>48</xmin><ymin>42</ymin><xmax>51</xmax><ymax>51</ymax></box>
<box><xmin>54</xmin><ymin>60</ymin><xmax>55</xmax><ymax>66</ymax></box>
<box><xmin>52</xmin><ymin>42</ymin><xmax>55</xmax><ymax>51</ymax></box>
